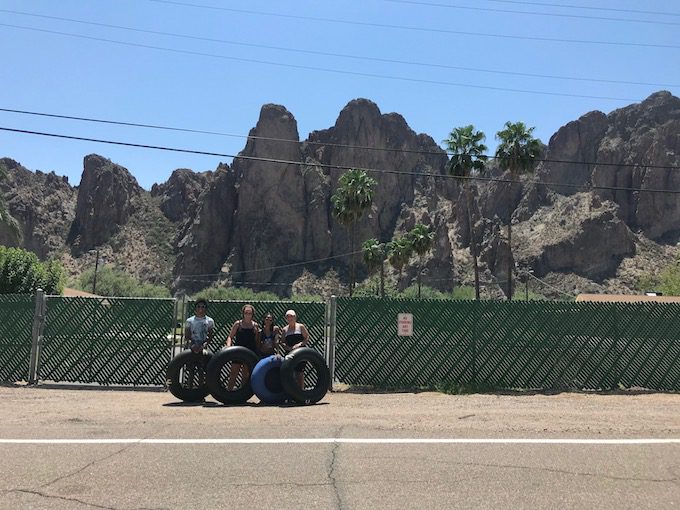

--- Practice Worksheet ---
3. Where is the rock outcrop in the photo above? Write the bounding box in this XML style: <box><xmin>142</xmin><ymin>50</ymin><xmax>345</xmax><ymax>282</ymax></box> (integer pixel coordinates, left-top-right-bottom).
<box><xmin>67</xmin><ymin>155</ymin><xmax>142</xmax><ymax>253</ymax></box>
<box><xmin>151</xmin><ymin>168</ymin><xmax>212</xmax><ymax>223</ymax></box>
<box><xmin>174</xmin><ymin>163</ymin><xmax>237</xmax><ymax>286</ymax></box>
<box><xmin>513</xmin><ymin>193</ymin><xmax>635</xmax><ymax>280</ymax></box>
<box><xmin>1</xmin><ymin>91</ymin><xmax>679</xmax><ymax>299</ymax></box>
<box><xmin>541</xmin><ymin>91</ymin><xmax>680</xmax><ymax>241</ymax></box>
<box><xmin>0</xmin><ymin>158</ymin><xmax>76</xmax><ymax>258</ymax></box>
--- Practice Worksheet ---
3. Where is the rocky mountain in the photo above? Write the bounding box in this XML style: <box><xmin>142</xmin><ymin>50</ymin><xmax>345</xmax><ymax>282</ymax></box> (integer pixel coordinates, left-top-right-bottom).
<box><xmin>1</xmin><ymin>91</ymin><xmax>679</xmax><ymax>299</ymax></box>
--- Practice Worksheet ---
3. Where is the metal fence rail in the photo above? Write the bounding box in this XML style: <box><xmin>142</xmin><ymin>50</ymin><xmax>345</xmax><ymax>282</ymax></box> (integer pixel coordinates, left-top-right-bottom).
<box><xmin>0</xmin><ymin>294</ymin><xmax>34</xmax><ymax>382</ymax></box>
<box><xmin>334</xmin><ymin>298</ymin><xmax>680</xmax><ymax>391</ymax></box>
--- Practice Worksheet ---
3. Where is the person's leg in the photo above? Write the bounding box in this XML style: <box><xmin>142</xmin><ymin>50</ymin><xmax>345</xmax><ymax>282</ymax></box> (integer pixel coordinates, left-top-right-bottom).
<box><xmin>227</xmin><ymin>362</ymin><xmax>242</xmax><ymax>390</ymax></box>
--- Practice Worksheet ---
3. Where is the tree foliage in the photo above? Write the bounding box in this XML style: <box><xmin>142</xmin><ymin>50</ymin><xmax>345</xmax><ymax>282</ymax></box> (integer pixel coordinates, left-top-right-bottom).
<box><xmin>495</xmin><ymin>121</ymin><xmax>542</xmax><ymax>177</ymax></box>
<box><xmin>0</xmin><ymin>246</ymin><xmax>64</xmax><ymax>294</ymax></box>
<box><xmin>407</xmin><ymin>223</ymin><xmax>434</xmax><ymax>298</ymax></box>
<box><xmin>495</xmin><ymin>121</ymin><xmax>541</xmax><ymax>300</ymax></box>
<box><xmin>443</xmin><ymin>124</ymin><xmax>488</xmax><ymax>299</ymax></box>
<box><xmin>77</xmin><ymin>266</ymin><xmax>170</xmax><ymax>297</ymax></box>
<box><xmin>362</xmin><ymin>238</ymin><xmax>387</xmax><ymax>297</ymax></box>
<box><xmin>638</xmin><ymin>262</ymin><xmax>680</xmax><ymax>296</ymax></box>
<box><xmin>387</xmin><ymin>236</ymin><xmax>413</xmax><ymax>278</ymax></box>
<box><xmin>331</xmin><ymin>169</ymin><xmax>377</xmax><ymax>296</ymax></box>
<box><xmin>189</xmin><ymin>286</ymin><xmax>279</xmax><ymax>302</ymax></box>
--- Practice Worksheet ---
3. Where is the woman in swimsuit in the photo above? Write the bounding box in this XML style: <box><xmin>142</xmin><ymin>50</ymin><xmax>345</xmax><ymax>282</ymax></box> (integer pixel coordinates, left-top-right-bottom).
<box><xmin>225</xmin><ymin>303</ymin><xmax>261</xmax><ymax>391</ymax></box>
<box><xmin>281</xmin><ymin>309</ymin><xmax>309</xmax><ymax>389</ymax></box>
<box><xmin>258</xmin><ymin>312</ymin><xmax>281</xmax><ymax>358</ymax></box>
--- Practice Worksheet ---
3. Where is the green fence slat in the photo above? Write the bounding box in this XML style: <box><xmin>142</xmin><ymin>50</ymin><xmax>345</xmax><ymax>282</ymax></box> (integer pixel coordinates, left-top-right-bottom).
<box><xmin>41</xmin><ymin>297</ymin><xmax>175</xmax><ymax>385</ymax></box>
<box><xmin>0</xmin><ymin>294</ymin><xmax>34</xmax><ymax>382</ymax></box>
<box><xmin>334</xmin><ymin>298</ymin><xmax>680</xmax><ymax>391</ymax></box>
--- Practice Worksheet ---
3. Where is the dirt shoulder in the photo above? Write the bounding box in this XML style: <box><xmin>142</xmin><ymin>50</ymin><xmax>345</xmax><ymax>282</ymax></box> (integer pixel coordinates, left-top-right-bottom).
<box><xmin>1</xmin><ymin>384</ymin><xmax>678</xmax><ymax>439</ymax></box>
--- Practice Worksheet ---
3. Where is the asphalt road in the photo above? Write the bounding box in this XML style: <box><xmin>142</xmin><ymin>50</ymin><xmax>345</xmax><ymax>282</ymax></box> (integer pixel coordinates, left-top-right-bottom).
<box><xmin>0</xmin><ymin>384</ymin><xmax>678</xmax><ymax>509</ymax></box>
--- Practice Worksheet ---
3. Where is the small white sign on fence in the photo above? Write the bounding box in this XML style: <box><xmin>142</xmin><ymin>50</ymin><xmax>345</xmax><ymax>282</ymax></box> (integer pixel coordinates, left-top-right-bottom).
<box><xmin>397</xmin><ymin>313</ymin><xmax>413</xmax><ymax>336</ymax></box>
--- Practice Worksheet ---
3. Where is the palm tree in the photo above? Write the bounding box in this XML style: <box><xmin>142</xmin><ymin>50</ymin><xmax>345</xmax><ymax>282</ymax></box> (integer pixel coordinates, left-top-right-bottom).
<box><xmin>362</xmin><ymin>238</ymin><xmax>387</xmax><ymax>297</ymax></box>
<box><xmin>407</xmin><ymin>223</ymin><xmax>434</xmax><ymax>298</ymax></box>
<box><xmin>331</xmin><ymin>169</ymin><xmax>377</xmax><ymax>296</ymax></box>
<box><xmin>495</xmin><ymin>121</ymin><xmax>541</xmax><ymax>300</ymax></box>
<box><xmin>387</xmin><ymin>236</ymin><xmax>413</xmax><ymax>287</ymax></box>
<box><xmin>443</xmin><ymin>125</ymin><xmax>488</xmax><ymax>300</ymax></box>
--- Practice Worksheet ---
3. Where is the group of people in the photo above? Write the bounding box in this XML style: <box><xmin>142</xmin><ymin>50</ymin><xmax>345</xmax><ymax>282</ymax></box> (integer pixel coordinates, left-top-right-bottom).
<box><xmin>224</xmin><ymin>303</ymin><xmax>309</xmax><ymax>359</ymax></box>
<box><xmin>184</xmin><ymin>299</ymin><xmax>309</xmax><ymax>388</ymax></box>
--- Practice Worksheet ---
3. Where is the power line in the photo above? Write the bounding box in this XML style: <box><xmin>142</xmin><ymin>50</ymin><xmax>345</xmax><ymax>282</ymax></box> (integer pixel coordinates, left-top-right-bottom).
<box><xmin>181</xmin><ymin>249</ymin><xmax>366</xmax><ymax>278</ymax></box>
<box><xmin>487</xmin><ymin>0</ymin><xmax>680</xmax><ymax>18</ymax></box>
<box><xmin>3</xmin><ymin>125</ymin><xmax>680</xmax><ymax>196</ymax></box>
<box><xmin>383</xmin><ymin>0</ymin><xmax>680</xmax><ymax>26</ymax></box>
<box><xmin>3</xmin><ymin>107</ymin><xmax>680</xmax><ymax>171</ymax></box>
<box><xmin>525</xmin><ymin>270</ymin><xmax>576</xmax><ymax>299</ymax></box>
<box><xmin>0</xmin><ymin>23</ymin><xmax>643</xmax><ymax>102</ymax></box>
<box><xmin>1</xmin><ymin>9</ymin><xmax>675</xmax><ymax>87</ymax></box>
<box><xmin>1</xmin><ymin>24</ymin><xmax>645</xmax><ymax>104</ymax></box>
<box><xmin>145</xmin><ymin>0</ymin><xmax>680</xmax><ymax>50</ymax></box>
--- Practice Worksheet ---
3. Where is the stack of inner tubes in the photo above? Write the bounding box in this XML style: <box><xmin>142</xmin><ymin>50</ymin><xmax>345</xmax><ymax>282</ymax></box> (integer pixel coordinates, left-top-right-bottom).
<box><xmin>166</xmin><ymin>347</ymin><xmax>330</xmax><ymax>405</ymax></box>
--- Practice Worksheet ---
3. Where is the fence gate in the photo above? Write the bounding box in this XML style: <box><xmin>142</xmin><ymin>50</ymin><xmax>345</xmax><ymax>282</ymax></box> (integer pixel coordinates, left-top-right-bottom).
<box><xmin>39</xmin><ymin>296</ymin><xmax>176</xmax><ymax>385</ymax></box>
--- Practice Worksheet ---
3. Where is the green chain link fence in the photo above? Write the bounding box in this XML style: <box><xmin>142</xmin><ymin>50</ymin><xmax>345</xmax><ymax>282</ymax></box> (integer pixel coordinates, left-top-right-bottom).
<box><xmin>334</xmin><ymin>298</ymin><xmax>680</xmax><ymax>391</ymax></box>
<box><xmin>0</xmin><ymin>294</ymin><xmax>34</xmax><ymax>382</ymax></box>
<box><xmin>3</xmin><ymin>293</ymin><xmax>680</xmax><ymax>391</ymax></box>
<box><xmin>40</xmin><ymin>296</ymin><xmax>175</xmax><ymax>385</ymax></box>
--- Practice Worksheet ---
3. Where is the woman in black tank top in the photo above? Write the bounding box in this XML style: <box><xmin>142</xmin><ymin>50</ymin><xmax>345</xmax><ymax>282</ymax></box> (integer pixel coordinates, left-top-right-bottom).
<box><xmin>225</xmin><ymin>304</ymin><xmax>260</xmax><ymax>390</ymax></box>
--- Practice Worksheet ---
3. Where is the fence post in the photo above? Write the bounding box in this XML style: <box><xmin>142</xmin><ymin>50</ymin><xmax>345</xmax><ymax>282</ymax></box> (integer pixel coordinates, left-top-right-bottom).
<box><xmin>172</xmin><ymin>292</ymin><xmax>186</xmax><ymax>358</ymax></box>
<box><xmin>327</xmin><ymin>295</ymin><xmax>337</xmax><ymax>391</ymax></box>
<box><xmin>28</xmin><ymin>289</ymin><xmax>46</xmax><ymax>385</ymax></box>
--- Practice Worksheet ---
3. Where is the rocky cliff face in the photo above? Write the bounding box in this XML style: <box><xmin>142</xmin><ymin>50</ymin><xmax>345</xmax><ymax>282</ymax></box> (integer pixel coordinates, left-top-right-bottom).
<box><xmin>67</xmin><ymin>154</ymin><xmax>142</xmax><ymax>253</ymax></box>
<box><xmin>1</xmin><ymin>92</ymin><xmax>679</xmax><ymax>298</ymax></box>
<box><xmin>0</xmin><ymin>158</ymin><xmax>76</xmax><ymax>258</ymax></box>
<box><xmin>171</xmin><ymin>99</ymin><xmax>453</xmax><ymax>292</ymax></box>
<box><xmin>151</xmin><ymin>168</ymin><xmax>212</xmax><ymax>223</ymax></box>
<box><xmin>541</xmin><ymin>91</ymin><xmax>680</xmax><ymax>241</ymax></box>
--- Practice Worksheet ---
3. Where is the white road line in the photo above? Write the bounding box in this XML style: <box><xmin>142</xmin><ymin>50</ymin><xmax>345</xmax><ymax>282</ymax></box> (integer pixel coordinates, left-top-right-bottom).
<box><xmin>0</xmin><ymin>438</ymin><xmax>678</xmax><ymax>445</ymax></box>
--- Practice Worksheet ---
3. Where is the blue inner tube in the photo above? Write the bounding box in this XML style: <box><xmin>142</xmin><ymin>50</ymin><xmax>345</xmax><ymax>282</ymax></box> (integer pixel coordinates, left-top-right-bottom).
<box><xmin>251</xmin><ymin>355</ymin><xmax>287</xmax><ymax>404</ymax></box>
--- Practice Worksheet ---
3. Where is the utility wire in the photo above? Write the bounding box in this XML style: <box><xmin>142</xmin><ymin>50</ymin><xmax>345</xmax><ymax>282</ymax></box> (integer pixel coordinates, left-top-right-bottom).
<box><xmin>0</xmin><ymin>23</ymin><xmax>642</xmax><ymax>102</ymax></box>
<box><xmin>0</xmin><ymin>23</ymin><xmax>644</xmax><ymax>101</ymax></box>
<box><xmin>383</xmin><ymin>0</ymin><xmax>680</xmax><ymax>26</ymax></box>
<box><xmin>525</xmin><ymin>270</ymin><xmax>576</xmax><ymax>299</ymax></box>
<box><xmin>145</xmin><ymin>0</ymin><xmax>680</xmax><ymax>50</ymax></box>
<box><xmin>2</xmin><ymin>107</ymin><xmax>680</xmax><ymax>171</ymax></box>
<box><xmin>488</xmin><ymin>0</ymin><xmax>680</xmax><ymax>18</ymax></box>
<box><xmin>1</xmin><ymin>9</ymin><xmax>675</xmax><ymax>87</ymax></box>
<box><xmin>181</xmin><ymin>249</ymin><xmax>366</xmax><ymax>278</ymax></box>
<box><xmin>3</xmin><ymin>126</ymin><xmax>680</xmax><ymax>196</ymax></box>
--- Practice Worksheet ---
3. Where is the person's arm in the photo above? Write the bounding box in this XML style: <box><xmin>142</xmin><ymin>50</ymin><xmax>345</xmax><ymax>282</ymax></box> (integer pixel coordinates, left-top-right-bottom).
<box><xmin>254</xmin><ymin>323</ymin><xmax>262</xmax><ymax>352</ymax></box>
<box><xmin>296</xmin><ymin>323</ymin><xmax>309</xmax><ymax>348</ymax></box>
<box><xmin>205</xmin><ymin>318</ymin><xmax>215</xmax><ymax>347</ymax></box>
<box><xmin>184</xmin><ymin>320</ymin><xmax>192</xmax><ymax>347</ymax></box>
<box><xmin>281</xmin><ymin>326</ymin><xmax>292</xmax><ymax>352</ymax></box>
<box><xmin>226</xmin><ymin>321</ymin><xmax>239</xmax><ymax>347</ymax></box>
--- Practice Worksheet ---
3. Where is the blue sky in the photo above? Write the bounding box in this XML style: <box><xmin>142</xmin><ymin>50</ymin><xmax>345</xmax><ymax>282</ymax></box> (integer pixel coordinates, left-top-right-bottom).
<box><xmin>1</xmin><ymin>0</ymin><xmax>678</xmax><ymax>189</ymax></box>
